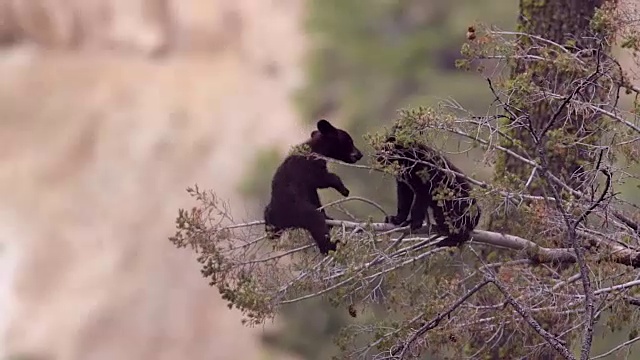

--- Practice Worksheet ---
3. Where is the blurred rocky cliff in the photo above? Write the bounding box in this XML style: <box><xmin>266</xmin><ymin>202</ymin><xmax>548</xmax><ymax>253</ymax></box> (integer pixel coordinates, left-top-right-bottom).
<box><xmin>0</xmin><ymin>1</ymin><xmax>306</xmax><ymax>359</ymax></box>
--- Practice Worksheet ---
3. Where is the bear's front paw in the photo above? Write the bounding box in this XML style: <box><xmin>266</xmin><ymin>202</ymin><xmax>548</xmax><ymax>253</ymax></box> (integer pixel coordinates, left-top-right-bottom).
<box><xmin>319</xmin><ymin>238</ymin><xmax>338</xmax><ymax>256</ymax></box>
<box><xmin>384</xmin><ymin>215</ymin><xmax>405</xmax><ymax>226</ymax></box>
<box><xmin>409</xmin><ymin>219</ymin><xmax>424</xmax><ymax>230</ymax></box>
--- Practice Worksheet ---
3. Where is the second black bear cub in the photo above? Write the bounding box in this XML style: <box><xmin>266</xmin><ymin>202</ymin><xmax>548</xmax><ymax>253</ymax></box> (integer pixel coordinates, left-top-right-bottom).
<box><xmin>374</xmin><ymin>129</ymin><xmax>481</xmax><ymax>246</ymax></box>
<box><xmin>264</xmin><ymin>119</ymin><xmax>363</xmax><ymax>255</ymax></box>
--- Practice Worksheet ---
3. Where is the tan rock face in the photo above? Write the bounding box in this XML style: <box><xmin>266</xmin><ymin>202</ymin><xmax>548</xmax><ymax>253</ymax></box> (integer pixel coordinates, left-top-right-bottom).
<box><xmin>0</xmin><ymin>1</ymin><xmax>307</xmax><ymax>359</ymax></box>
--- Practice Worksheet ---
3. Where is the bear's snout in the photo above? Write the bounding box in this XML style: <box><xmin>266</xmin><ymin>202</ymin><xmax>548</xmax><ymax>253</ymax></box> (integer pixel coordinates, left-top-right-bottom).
<box><xmin>350</xmin><ymin>149</ymin><xmax>363</xmax><ymax>162</ymax></box>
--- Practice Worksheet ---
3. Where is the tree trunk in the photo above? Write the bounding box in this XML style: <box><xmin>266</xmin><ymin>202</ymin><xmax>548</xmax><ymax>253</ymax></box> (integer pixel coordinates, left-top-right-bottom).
<box><xmin>498</xmin><ymin>0</ymin><xmax>611</xmax><ymax>192</ymax></box>
<box><xmin>478</xmin><ymin>0</ymin><xmax>615</xmax><ymax>358</ymax></box>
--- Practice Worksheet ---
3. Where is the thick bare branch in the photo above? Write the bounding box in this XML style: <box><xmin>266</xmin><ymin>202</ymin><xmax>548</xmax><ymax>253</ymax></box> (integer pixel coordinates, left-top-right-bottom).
<box><xmin>226</xmin><ymin>217</ymin><xmax>640</xmax><ymax>268</ymax></box>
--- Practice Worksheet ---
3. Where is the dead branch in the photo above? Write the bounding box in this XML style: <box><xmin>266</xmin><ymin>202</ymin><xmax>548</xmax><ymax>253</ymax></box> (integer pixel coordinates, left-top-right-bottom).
<box><xmin>390</xmin><ymin>279</ymin><xmax>492</xmax><ymax>358</ymax></box>
<box><xmin>223</xmin><ymin>218</ymin><xmax>640</xmax><ymax>268</ymax></box>
<box><xmin>485</xmin><ymin>271</ymin><xmax>576</xmax><ymax>360</ymax></box>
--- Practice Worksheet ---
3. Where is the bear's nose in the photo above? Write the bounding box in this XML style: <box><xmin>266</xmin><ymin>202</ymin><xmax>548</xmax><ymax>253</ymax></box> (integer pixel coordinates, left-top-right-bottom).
<box><xmin>352</xmin><ymin>150</ymin><xmax>363</xmax><ymax>161</ymax></box>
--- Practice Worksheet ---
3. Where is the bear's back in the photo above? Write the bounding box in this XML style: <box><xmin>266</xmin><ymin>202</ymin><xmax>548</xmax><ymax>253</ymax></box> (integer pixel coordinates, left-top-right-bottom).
<box><xmin>393</xmin><ymin>143</ymin><xmax>472</xmax><ymax>195</ymax></box>
<box><xmin>270</xmin><ymin>154</ymin><xmax>327</xmax><ymax>201</ymax></box>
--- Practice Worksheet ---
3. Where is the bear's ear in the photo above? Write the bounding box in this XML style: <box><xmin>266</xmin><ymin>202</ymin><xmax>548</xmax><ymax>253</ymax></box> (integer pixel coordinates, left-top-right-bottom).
<box><xmin>317</xmin><ymin>119</ymin><xmax>337</xmax><ymax>134</ymax></box>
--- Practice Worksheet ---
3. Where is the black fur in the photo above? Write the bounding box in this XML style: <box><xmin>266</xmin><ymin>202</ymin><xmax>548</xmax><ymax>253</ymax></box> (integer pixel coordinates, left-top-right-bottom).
<box><xmin>264</xmin><ymin>119</ymin><xmax>363</xmax><ymax>255</ymax></box>
<box><xmin>376</xmin><ymin>135</ymin><xmax>481</xmax><ymax>246</ymax></box>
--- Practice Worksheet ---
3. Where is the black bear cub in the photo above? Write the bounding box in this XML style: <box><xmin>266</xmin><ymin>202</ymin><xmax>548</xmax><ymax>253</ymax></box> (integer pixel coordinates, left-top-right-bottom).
<box><xmin>264</xmin><ymin>119</ymin><xmax>363</xmax><ymax>255</ymax></box>
<box><xmin>374</xmin><ymin>129</ymin><xmax>481</xmax><ymax>246</ymax></box>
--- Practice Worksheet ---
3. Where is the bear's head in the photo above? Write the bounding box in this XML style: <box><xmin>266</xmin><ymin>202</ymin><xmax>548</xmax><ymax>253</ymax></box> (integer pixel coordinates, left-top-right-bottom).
<box><xmin>373</xmin><ymin>134</ymin><xmax>400</xmax><ymax>167</ymax></box>
<box><xmin>308</xmin><ymin>119</ymin><xmax>363</xmax><ymax>164</ymax></box>
<box><xmin>373</xmin><ymin>128</ymin><xmax>443</xmax><ymax>171</ymax></box>
<box><xmin>372</xmin><ymin>124</ymin><xmax>424</xmax><ymax>167</ymax></box>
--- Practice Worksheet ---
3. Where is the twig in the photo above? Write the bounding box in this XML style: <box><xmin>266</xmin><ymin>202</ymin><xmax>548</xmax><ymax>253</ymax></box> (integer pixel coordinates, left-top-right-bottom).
<box><xmin>391</xmin><ymin>279</ymin><xmax>492</xmax><ymax>358</ymax></box>
<box><xmin>590</xmin><ymin>335</ymin><xmax>640</xmax><ymax>360</ymax></box>
<box><xmin>592</xmin><ymin>279</ymin><xmax>640</xmax><ymax>296</ymax></box>
<box><xmin>318</xmin><ymin>196</ymin><xmax>389</xmax><ymax>217</ymax></box>
<box><xmin>486</xmin><ymin>274</ymin><xmax>576</xmax><ymax>360</ymax></box>
<box><xmin>573</xmin><ymin>169</ymin><xmax>611</xmax><ymax>229</ymax></box>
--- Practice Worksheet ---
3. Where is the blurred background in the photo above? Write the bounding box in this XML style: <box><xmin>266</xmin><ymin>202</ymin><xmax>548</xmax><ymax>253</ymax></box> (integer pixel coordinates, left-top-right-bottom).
<box><xmin>0</xmin><ymin>1</ymin><xmax>637</xmax><ymax>360</ymax></box>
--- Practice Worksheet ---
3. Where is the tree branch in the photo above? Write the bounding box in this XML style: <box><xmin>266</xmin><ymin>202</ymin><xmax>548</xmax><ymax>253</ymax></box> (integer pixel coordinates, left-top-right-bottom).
<box><xmin>590</xmin><ymin>335</ymin><xmax>640</xmax><ymax>360</ymax></box>
<box><xmin>486</xmin><ymin>273</ymin><xmax>576</xmax><ymax>360</ymax></box>
<box><xmin>228</xmin><ymin>218</ymin><xmax>640</xmax><ymax>268</ymax></box>
<box><xmin>391</xmin><ymin>279</ymin><xmax>492</xmax><ymax>358</ymax></box>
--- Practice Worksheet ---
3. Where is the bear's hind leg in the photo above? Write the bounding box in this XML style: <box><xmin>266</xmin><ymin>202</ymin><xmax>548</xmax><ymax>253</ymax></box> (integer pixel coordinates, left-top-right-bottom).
<box><xmin>264</xmin><ymin>203</ymin><xmax>286</xmax><ymax>240</ymax></box>
<box><xmin>265</xmin><ymin>202</ymin><xmax>336</xmax><ymax>255</ymax></box>
<box><xmin>265</xmin><ymin>225</ymin><xmax>284</xmax><ymax>240</ymax></box>
<box><xmin>407</xmin><ymin>185</ymin><xmax>430</xmax><ymax>231</ymax></box>
<box><xmin>385</xmin><ymin>180</ymin><xmax>414</xmax><ymax>226</ymax></box>
<box><xmin>299</xmin><ymin>208</ymin><xmax>336</xmax><ymax>255</ymax></box>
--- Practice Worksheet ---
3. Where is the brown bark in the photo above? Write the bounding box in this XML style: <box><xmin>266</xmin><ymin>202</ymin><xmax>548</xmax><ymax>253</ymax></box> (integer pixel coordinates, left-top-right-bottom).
<box><xmin>480</xmin><ymin>1</ymin><xmax>616</xmax><ymax>359</ymax></box>
<box><xmin>501</xmin><ymin>0</ymin><xmax>611</xmax><ymax>192</ymax></box>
